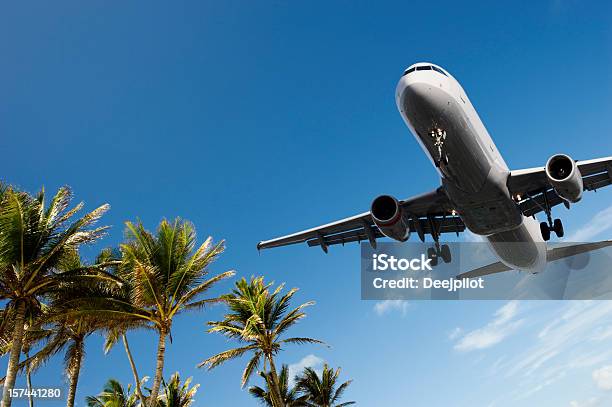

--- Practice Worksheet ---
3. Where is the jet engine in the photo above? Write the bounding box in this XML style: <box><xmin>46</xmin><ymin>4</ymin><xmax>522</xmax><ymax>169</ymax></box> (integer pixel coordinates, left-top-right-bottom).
<box><xmin>545</xmin><ymin>154</ymin><xmax>583</xmax><ymax>203</ymax></box>
<box><xmin>370</xmin><ymin>195</ymin><xmax>410</xmax><ymax>241</ymax></box>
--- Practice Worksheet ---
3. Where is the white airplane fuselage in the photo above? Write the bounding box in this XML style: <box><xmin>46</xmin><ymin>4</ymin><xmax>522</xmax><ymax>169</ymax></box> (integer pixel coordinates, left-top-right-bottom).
<box><xmin>396</xmin><ymin>63</ymin><xmax>547</xmax><ymax>273</ymax></box>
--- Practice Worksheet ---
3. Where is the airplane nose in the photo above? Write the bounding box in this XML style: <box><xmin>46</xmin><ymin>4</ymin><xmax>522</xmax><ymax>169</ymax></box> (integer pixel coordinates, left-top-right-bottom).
<box><xmin>398</xmin><ymin>82</ymin><xmax>450</xmax><ymax>115</ymax></box>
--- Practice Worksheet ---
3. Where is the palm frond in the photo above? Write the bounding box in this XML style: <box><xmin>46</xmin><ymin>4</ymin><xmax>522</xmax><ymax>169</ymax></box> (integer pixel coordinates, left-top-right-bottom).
<box><xmin>274</xmin><ymin>301</ymin><xmax>315</xmax><ymax>338</ymax></box>
<box><xmin>241</xmin><ymin>351</ymin><xmax>262</xmax><ymax>387</ymax></box>
<box><xmin>280</xmin><ymin>337</ymin><xmax>326</xmax><ymax>346</ymax></box>
<box><xmin>170</xmin><ymin>269</ymin><xmax>235</xmax><ymax>317</ymax></box>
<box><xmin>103</xmin><ymin>327</ymin><xmax>122</xmax><ymax>355</ymax></box>
<box><xmin>198</xmin><ymin>345</ymin><xmax>259</xmax><ymax>370</ymax></box>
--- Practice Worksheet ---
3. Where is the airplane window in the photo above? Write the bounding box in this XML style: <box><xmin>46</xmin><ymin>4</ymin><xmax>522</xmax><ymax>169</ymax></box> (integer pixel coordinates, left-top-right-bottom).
<box><xmin>432</xmin><ymin>66</ymin><xmax>448</xmax><ymax>77</ymax></box>
<box><xmin>402</xmin><ymin>67</ymin><xmax>416</xmax><ymax>76</ymax></box>
<box><xmin>416</xmin><ymin>66</ymin><xmax>432</xmax><ymax>71</ymax></box>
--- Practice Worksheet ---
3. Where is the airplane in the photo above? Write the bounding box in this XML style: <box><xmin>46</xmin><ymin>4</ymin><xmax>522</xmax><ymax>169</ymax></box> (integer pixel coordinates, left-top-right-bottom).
<box><xmin>257</xmin><ymin>62</ymin><xmax>612</xmax><ymax>278</ymax></box>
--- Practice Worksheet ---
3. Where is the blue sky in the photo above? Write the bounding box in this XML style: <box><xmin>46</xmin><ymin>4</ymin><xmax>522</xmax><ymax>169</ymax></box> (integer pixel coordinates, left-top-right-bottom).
<box><xmin>2</xmin><ymin>1</ymin><xmax>612</xmax><ymax>406</ymax></box>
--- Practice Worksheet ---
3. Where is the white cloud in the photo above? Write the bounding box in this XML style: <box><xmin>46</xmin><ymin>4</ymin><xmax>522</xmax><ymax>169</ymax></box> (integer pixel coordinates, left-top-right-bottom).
<box><xmin>505</xmin><ymin>301</ymin><xmax>612</xmax><ymax>379</ymax></box>
<box><xmin>448</xmin><ymin>327</ymin><xmax>463</xmax><ymax>340</ymax></box>
<box><xmin>569</xmin><ymin>397</ymin><xmax>600</xmax><ymax>407</ymax></box>
<box><xmin>453</xmin><ymin>301</ymin><xmax>523</xmax><ymax>352</ymax></box>
<box><xmin>287</xmin><ymin>354</ymin><xmax>324</xmax><ymax>386</ymax></box>
<box><xmin>591</xmin><ymin>326</ymin><xmax>612</xmax><ymax>342</ymax></box>
<box><xmin>451</xmin><ymin>301</ymin><xmax>612</xmax><ymax>404</ymax></box>
<box><xmin>373</xmin><ymin>300</ymin><xmax>410</xmax><ymax>317</ymax></box>
<box><xmin>566</xmin><ymin>205</ymin><xmax>612</xmax><ymax>241</ymax></box>
<box><xmin>593</xmin><ymin>365</ymin><xmax>612</xmax><ymax>390</ymax></box>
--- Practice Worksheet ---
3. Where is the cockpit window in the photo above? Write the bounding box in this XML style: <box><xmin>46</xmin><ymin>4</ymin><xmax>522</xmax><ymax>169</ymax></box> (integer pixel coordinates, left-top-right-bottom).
<box><xmin>432</xmin><ymin>66</ymin><xmax>448</xmax><ymax>77</ymax></box>
<box><xmin>402</xmin><ymin>65</ymin><xmax>448</xmax><ymax>77</ymax></box>
<box><xmin>402</xmin><ymin>67</ymin><xmax>416</xmax><ymax>76</ymax></box>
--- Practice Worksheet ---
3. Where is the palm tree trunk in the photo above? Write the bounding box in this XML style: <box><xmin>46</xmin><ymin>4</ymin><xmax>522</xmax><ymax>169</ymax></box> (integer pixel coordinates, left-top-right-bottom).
<box><xmin>25</xmin><ymin>359</ymin><xmax>33</xmax><ymax>407</ymax></box>
<box><xmin>66</xmin><ymin>339</ymin><xmax>84</xmax><ymax>407</ymax></box>
<box><xmin>267</xmin><ymin>355</ymin><xmax>285</xmax><ymax>407</ymax></box>
<box><xmin>148</xmin><ymin>328</ymin><xmax>167</xmax><ymax>407</ymax></box>
<box><xmin>122</xmin><ymin>334</ymin><xmax>147</xmax><ymax>406</ymax></box>
<box><xmin>2</xmin><ymin>300</ymin><xmax>26</xmax><ymax>407</ymax></box>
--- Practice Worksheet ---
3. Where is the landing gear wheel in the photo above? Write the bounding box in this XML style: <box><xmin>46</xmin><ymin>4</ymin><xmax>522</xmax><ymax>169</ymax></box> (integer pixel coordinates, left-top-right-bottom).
<box><xmin>440</xmin><ymin>244</ymin><xmax>452</xmax><ymax>263</ymax></box>
<box><xmin>553</xmin><ymin>218</ymin><xmax>564</xmax><ymax>238</ymax></box>
<box><xmin>540</xmin><ymin>222</ymin><xmax>551</xmax><ymax>241</ymax></box>
<box><xmin>427</xmin><ymin>247</ymin><xmax>438</xmax><ymax>267</ymax></box>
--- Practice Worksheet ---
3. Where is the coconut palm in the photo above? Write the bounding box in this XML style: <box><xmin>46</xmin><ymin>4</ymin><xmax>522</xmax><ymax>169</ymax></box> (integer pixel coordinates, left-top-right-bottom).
<box><xmin>69</xmin><ymin>218</ymin><xmax>234</xmax><ymax>406</ymax></box>
<box><xmin>85</xmin><ymin>379</ymin><xmax>139</xmax><ymax>407</ymax></box>
<box><xmin>249</xmin><ymin>365</ymin><xmax>309</xmax><ymax>407</ymax></box>
<box><xmin>157</xmin><ymin>372</ymin><xmax>199</xmax><ymax>407</ymax></box>
<box><xmin>1</xmin><ymin>249</ymin><xmax>121</xmax><ymax>407</ymax></box>
<box><xmin>199</xmin><ymin>277</ymin><xmax>324</xmax><ymax>407</ymax></box>
<box><xmin>294</xmin><ymin>364</ymin><xmax>355</xmax><ymax>407</ymax></box>
<box><xmin>0</xmin><ymin>186</ymin><xmax>109</xmax><ymax>407</ymax></box>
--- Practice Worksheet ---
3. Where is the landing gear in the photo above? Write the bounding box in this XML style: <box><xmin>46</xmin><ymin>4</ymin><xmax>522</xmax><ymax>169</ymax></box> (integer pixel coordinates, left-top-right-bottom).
<box><xmin>429</xmin><ymin>128</ymin><xmax>448</xmax><ymax>166</ymax></box>
<box><xmin>427</xmin><ymin>243</ymin><xmax>452</xmax><ymax>267</ymax></box>
<box><xmin>427</xmin><ymin>247</ymin><xmax>438</xmax><ymax>267</ymax></box>
<box><xmin>538</xmin><ymin>191</ymin><xmax>564</xmax><ymax>241</ymax></box>
<box><xmin>440</xmin><ymin>244</ymin><xmax>452</xmax><ymax>263</ymax></box>
<box><xmin>425</xmin><ymin>216</ymin><xmax>451</xmax><ymax>267</ymax></box>
<box><xmin>540</xmin><ymin>222</ymin><xmax>551</xmax><ymax>241</ymax></box>
<box><xmin>553</xmin><ymin>218</ymin><xmax>564</xmax><ymax>238</ymax></box>
<box><xmin>540</xmin><ymin>219</ymin><xmax>563</xmax><ymax>241</ymax></box>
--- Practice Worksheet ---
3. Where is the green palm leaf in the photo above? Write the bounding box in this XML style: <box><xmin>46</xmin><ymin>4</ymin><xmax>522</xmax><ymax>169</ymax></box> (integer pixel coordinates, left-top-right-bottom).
<box><xmin>201</xmin><ymin>276</ymin><xmax>323</xmax><ymax>406</ymax></box>
<box><xmin>295</xmin><ymin>364</ymin><xmax>355</xmax><ymax>407</ymax></box>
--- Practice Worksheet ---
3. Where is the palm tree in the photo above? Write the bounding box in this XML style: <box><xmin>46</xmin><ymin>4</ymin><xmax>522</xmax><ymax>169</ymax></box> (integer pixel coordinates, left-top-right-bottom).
<box><xmin>294</xmin><ymin>364</ymin><xmax>355</xmax><ymax>407</ymax></box>
<box><xmin>157</xmin><ymin>372</ymin><xmax>199</xmax><ymax>407</ymax></box>
<box><xmin>199</xmin><ymin>277</ymin><xmax>324</xmax><ymax>407</ymax></box>
<box><xmin>1</xmin><ymin>248</ymin><xmax>121</xmax><ymax>407</ymax></box>
<box><xmin>0</xmin><ymin>186</ymin><xmax>109</xmax><ymax>407</ymax></box>
<box><xmin>69</xmin><ymin>218</ymin><xmax>234</xmax><ymax>406</ymax></box>
<box><xmin>85</xmin><ymin>379</ymin><xmax>139</xmax><ymax>407</ymax></box>
<box><xmin>249</xmin><ymin>365</ymin><xmax>309</xmax><ymax>407</ymax></box>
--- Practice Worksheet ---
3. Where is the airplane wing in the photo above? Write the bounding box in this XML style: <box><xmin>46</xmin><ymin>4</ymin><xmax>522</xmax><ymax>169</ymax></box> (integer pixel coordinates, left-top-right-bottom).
<box><xmin>456</xmin><ymin>241</ymin><xmax>612</xmax><ymax>279</ymax></box>
<box><xmin>507</xmin><ymin>156</ymin><xmax>612</xmax><ymax>217</ymax></box>
<box><xmin>455</xmin><ymin>261</ymin><xmax>512</xmax><ymax>279</ymax></box>
<box><xmin>257</xmin><ymin>187</ymin><xmax>465</xmax><ymax>252</ymax></box>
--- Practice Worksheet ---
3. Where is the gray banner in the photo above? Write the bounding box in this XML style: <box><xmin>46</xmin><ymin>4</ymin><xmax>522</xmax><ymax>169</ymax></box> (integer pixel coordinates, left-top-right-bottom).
<box><xmin>361</xmin><ymin>242</ymin><xmax>612</xmax><ymax>300</ymax></box>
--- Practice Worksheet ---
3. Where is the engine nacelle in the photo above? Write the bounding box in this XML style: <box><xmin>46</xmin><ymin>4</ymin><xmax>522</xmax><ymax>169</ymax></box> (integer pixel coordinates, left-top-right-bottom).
<box><xmin>370</xmin><ymin>195</ymin><xmax>410</xmax><ymax>242</ymax></box>
<box><xmin>545</xmin><ymin>154</ymin><xmax>583</xmax><ymax>203</ymax></box>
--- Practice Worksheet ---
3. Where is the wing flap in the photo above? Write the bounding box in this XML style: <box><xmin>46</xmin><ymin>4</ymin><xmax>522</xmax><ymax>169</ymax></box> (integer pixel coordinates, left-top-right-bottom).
<box><xmin>576</xmin><ymin>156</ymin><xmax>612</xmax><ymax>176</ymax></box>
<box><xmin>583</xmin><ymin>172</ymin><xmax>612</xmax><ymax>191</ymax></box>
